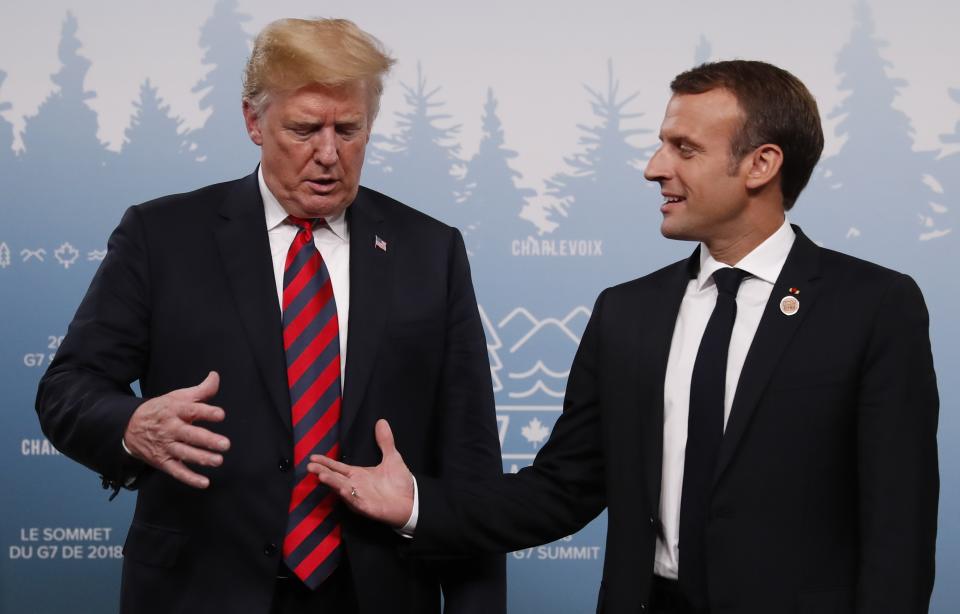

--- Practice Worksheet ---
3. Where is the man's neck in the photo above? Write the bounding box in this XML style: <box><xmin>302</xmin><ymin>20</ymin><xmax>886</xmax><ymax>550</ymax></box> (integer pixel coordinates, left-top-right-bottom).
<box><xmin>705</xmin><ymin>212</ymin><xmax>786</xmax><ymax>266</ymax></box>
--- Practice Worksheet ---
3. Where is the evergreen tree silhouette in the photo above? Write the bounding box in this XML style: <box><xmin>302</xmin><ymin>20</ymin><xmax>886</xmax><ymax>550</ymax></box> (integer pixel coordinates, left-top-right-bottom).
<box><xmin>934</xmin><ymin>86</ymin><xmax>960</xmax><ymax>239</ymax></box>
<box><xmin>358</xmin><ymin>132</ymin><xmax>395</xmax><ymax>194</ymax></box>
<box><xmin>694</xmin><ymin>35</ymin><xmax>712</xmax><ymax>65</ymax></box>
<box><xmin>0</xmin><ymin>68</ymin><xmax>17</xmax><ymax>240</ymax></box>
<box><xmin>542</xmin><ymin>60</ymin><xmax>674</xmax><ymax>278</ymax></box>
<box><xmin>372</xmin><ymin>63</ymin><xmax>462</xmax><ymax>224</ymax></box>
<box><xmin>0</xmin><ymin>69</ymin><xmax>14</xmax><ymax>165</ymax></box>
<box><xmin>17</xmin><ymin>12</ymin><xmax>115</xmax><ymax>244</ymax></box>
<box><xmin>459</xmin><ymin>88</ymin><xmax>535</xmax><ymax>262</ymax></box>
<box><xmin>191</xmin><ymin>0</ymin><xmax>258</xmax><ymax>183</ymax></box>
<box><xmin>801</xmin><ymin>0</ymin><xmax>939</xmax><ymax>268</ymax></box>
<box><xmin>118</xmin><ymin>79</ymin><xmax>196</xmax><ymax>203</ymax></box>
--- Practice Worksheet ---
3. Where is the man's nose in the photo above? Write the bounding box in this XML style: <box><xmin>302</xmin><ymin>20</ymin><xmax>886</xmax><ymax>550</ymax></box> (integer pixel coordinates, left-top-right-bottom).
<box><xmin>643</xmin><ymin>147</ymin><xmax>668</xmax><ymax>182</ymax></box>
<box><xmin>312</xmin><ymin>129</ymin><xmax>339</xmax><ymax>167</ymax></box>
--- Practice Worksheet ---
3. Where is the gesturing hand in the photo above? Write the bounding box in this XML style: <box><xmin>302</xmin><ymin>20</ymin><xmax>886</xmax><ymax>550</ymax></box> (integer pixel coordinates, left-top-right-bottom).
<box><xmin>308</xmin><ymin>419</ymin><xmax>414</xmax><ymax>528</ymax></box>
<box><xmin>123</xmin><ymin>371</ymin><xmax>230</xmax><ymax>489</ymax></box>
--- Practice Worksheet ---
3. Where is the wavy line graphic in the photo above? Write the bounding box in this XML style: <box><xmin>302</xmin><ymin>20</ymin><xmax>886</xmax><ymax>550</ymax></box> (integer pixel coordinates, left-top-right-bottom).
<box><xmin>508</xmin><ymin>360</ymin><xmax>569</xmax><ymax>379</ymax></box>
<box><xmin>498</xmin><ymin>305</ymin><xmax>591</xmax><ymax>330</ymax></box>
<box><xmin>508</xmin><ymin>380</ymin><xmax>566</xmax><ymax>399</ymax></box>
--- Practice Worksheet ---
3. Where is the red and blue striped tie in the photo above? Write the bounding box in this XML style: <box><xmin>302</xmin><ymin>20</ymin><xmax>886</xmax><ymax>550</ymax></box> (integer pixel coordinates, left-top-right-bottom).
<box><xmin>281</xmin><ymin>216</ymin><xmax>342</xmax><ymax>588</ymax></box>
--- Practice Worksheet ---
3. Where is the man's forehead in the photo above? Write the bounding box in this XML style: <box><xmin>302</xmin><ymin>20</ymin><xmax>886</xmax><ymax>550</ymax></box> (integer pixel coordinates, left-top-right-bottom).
<box><xmin>659</xmin><ymin>89</ymin><xmax>742</xmax><ymax>137</ymax></box>
<box><xmin>276</xmin><ymin>83</ymin><xmax>370</xmax><ymax>115</ymax></box>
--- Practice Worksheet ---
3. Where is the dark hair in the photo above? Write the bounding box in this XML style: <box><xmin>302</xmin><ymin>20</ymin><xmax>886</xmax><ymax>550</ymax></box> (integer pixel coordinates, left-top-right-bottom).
<box><xmin>670</xmin><ymin>60</ymin><xmax>824</xmax><ymax>210</ymax></box>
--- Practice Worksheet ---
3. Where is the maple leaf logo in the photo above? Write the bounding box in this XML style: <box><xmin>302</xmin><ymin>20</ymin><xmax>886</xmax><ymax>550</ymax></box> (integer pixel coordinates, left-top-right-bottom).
<box><xmin>0</xmin><ymin>242</ymin><xmax>10</xmax><ymax>268</ymax></box>
<box><xmin>54</xmin><ymin>242</ymin><xmax>80</xmax><ymax>269</ymax></box>
<box><xmin>521</xmin><ymin>417</ymin><xmax>550</xmax><ymax>448</ymax></box>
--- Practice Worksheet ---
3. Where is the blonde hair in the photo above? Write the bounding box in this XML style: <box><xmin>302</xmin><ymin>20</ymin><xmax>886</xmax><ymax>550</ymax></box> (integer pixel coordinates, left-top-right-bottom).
<box><xmin>243</xmin><ymin>18</ymin><xmax>395</xmax><ymax>120</ymax></box>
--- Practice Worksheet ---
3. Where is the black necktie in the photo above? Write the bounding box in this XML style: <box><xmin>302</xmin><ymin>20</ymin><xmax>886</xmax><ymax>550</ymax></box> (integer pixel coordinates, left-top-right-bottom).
<box><xmin>679</xmin><ymin>267</ymin><xmax>750</xmax><ymax>609</ymax></box>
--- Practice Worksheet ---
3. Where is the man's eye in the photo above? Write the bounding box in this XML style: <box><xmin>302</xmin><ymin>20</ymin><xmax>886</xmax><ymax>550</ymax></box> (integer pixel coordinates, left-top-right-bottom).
<box><xmin>678</xmin><ymin>144</ymin><xmax>696</xmax><ymax>157</ymax></box>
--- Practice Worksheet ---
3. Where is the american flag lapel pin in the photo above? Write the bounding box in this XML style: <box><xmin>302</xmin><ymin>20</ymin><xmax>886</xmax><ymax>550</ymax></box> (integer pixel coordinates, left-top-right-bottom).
<box><xmin>374</xmin><ymin>235</ymin><xmax>387</xmax><ymax>252</ymax></box>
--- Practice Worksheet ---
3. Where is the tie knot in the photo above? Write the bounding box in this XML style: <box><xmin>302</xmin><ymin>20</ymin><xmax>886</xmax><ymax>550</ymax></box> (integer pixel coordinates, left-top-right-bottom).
<box><xmin>287</xmin><ymin>216</ymin><xmax>318</xmax><ymax>232</ymax></box>
<box><xmin>712</xmin><ymin>267</ymin><xmax>749</xmax><ymax>297</ymax></box>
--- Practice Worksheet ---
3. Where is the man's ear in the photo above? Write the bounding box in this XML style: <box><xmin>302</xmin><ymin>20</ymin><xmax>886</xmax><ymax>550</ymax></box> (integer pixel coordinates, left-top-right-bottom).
<box><xmin>744</xmin><ymin>144</ymin><xmax>783</xmax><ymax>191</ymax></box>
<box><xmin>242</xmin><ymin>99</ymin><xmax>263</xmax><ymax>146</ymax></box>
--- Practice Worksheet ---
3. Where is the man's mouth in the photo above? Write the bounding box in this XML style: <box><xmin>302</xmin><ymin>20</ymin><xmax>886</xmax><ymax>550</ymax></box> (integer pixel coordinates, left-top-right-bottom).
<box><xmin>662</xmin><ymin>194</ymin><xmax>685</xmax><ymax>206</ymax></box>
<box><xmin>307</xmin><ymin>178</ymin><xmax>338</xmax><ymax>193</ymax></box>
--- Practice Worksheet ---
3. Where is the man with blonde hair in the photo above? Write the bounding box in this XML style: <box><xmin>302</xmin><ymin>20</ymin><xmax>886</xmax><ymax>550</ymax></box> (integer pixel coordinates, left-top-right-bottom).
<box><xmin>37</xmin><ymin>18</ymin><xmax>505</xmax><ymax>614</ymax></box>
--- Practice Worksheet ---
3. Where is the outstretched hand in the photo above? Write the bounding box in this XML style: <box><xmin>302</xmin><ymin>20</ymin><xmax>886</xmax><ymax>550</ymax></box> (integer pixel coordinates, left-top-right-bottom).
<box><xmin>308</xmin><ymin>419</ymin><xmax>414</xmax><ymax>528</ymax></box>
<box><xmin>123</xmin><ymin>371</ymin><xmax>230</xmax><ymax>489</ymax></box>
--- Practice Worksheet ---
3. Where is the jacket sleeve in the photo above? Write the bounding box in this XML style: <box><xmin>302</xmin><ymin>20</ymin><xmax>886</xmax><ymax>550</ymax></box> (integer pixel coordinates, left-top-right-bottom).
<box><xmin>855</xmin><ymin>273</ymin><xmax>938</xmax><ymax>613</ymax></box>
<box><xmin>35</xmin><ymin>206</ymin><xmax>151</xmax><ymax>489</ymax></box>
<box><xmin>413</xmin><ymin>288</ymin><xmax>609</xmax><ymax>558</ymax></box>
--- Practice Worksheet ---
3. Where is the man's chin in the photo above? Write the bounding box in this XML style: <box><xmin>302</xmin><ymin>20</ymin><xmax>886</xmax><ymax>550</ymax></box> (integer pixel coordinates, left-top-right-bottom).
<box><xmin>289</xmin><ymin>193</ymin><xmax>355</xmax><ymax>219</ymax></box>
<box><xmin>660</xmin><ymin>222</ymin><xmax>698</xmax><ymax>243</ymax></box>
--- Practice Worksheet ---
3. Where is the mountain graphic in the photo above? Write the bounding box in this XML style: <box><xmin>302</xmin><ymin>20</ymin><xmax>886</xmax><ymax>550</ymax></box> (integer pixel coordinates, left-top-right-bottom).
<box><xmin>498</xmin><ymin>306</ymin><xmax>591</xmax><ymax>354</ymax></box>
<box><xmin>496</xmin><ymin>306</ymin><xmax>591</xmax><ymax>403</ymax></box>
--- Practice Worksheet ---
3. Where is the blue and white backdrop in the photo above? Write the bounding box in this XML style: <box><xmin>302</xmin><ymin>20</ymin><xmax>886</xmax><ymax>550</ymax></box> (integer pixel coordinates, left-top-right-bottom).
<box><xmin>1</xmin><ymin>1</ymin><xmax>957</xmax><ymax>612</ymax></box>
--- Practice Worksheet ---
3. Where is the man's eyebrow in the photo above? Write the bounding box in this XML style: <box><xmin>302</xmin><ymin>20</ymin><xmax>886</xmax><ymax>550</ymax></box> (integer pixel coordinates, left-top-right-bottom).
<box><xmin>661</xmin><ymin>131</ymin><xmax>705</xmax><ymax>150</ymax></box>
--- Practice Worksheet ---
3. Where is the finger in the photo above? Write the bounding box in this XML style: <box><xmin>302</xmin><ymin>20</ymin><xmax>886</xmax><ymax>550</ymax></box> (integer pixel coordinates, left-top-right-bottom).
<box><xmin>308</xmin><ymin>462</ymin><xmax>353</xmax><ymax>497</ymax></box>
<box><xmin>177</xmin><ymin>423</ymin><xmax>230</xmax><ymax>452</ymax></box>
<box><xmin>159</xmin><ymin>458</ymin><xmax>210</xmax><ymax>489</ymax></box>
<box><xmin>172</xmin><ymin>371</ymin><xmax>220</xmax><ymax>402</ymax></box>
<box><xmin>177</xmin><ymin>402</ymin><xmax>226</xmax><ymax>424</ymax></box>
<box><xmin>308</xmin><ymin>454</ymin><xmax>355</xmax><ymax>477</ymax></box>
<box><xmin>374</xmin><ymin>419</ymin><xmax>398</xmax><ymax>458</ymax></box>
<box><xmin>168</xmin><ymin>441</ymin><xmax>223</xmax><ymax>467</ymax></box>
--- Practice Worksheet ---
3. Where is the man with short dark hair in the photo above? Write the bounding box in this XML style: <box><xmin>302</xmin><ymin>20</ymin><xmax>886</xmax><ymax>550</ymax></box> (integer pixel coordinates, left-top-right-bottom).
<box><xmin>310</xmin><ymin>60</ymin><xmax>939</xmax><ymax>614</ymax></box>
<box><xmin>35</xmin><ymin>18</ymin><xmax>504</xmax><ymax>614</ymax></box>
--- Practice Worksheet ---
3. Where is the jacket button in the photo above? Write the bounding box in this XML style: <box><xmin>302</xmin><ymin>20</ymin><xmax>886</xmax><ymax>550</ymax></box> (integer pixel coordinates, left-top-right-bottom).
<box><xmin>649</xmin><ymin>516</ymin><xmax>655</xmax><ymax>526</ymax></box>
<box><xmin>640</xmin><ymin>603</ymin><xmax>647</xmax><ymax>610</ymax></box>
<box><xmin>279</xmin><ymin>458</ymin><xmax>291</xmax><ymax>472</ymax></box>
<box><xmin>263</xmin><ymin>543</ymin><xmax>278</xmax><ymax>556</ymax></box>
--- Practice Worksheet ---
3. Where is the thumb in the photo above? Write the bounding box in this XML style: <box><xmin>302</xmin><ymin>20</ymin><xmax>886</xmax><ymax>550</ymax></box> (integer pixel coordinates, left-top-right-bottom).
<box><xmin>189</xmin><ymin>371</ymin><xmax>220</xmax><ymax>401</ymax></box>
<box><xmin>375</xmin><ymin>419</ymin><xmax>398</xmax><ymax>459</ymax></box>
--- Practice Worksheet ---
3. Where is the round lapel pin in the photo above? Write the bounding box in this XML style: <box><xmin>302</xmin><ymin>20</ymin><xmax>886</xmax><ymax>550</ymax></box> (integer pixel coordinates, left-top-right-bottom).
<box><xmin>780</xmin><ymin>295</ymin><xmax>799</xmax><ymax>316</ymax></box>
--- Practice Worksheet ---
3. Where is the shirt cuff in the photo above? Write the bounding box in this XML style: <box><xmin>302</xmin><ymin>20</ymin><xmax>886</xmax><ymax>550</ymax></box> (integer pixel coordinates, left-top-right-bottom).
<box><xmin>119</xmin><ymin>437</ymin><xmax>140</xmax><ymax>487</ymax></box>
<box><xmin>396</xmin><ymin>476</ymin><xmax>419</xmax><ymax>537</ymax></box>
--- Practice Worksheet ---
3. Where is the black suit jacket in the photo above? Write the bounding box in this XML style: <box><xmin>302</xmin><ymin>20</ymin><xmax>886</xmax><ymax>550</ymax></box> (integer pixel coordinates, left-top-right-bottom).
<box><xmin>36</xmin><ymin>172</ymin><xmax>505</xmax><ymax>614</ymax></box>
<box><xmin>412</xmin><ymin>228</ymin><xmax>938</xmax><ymax>614</ymax></box>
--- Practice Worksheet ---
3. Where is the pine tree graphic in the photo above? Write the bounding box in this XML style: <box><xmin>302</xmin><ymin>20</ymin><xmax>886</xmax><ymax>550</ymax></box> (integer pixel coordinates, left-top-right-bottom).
<box><xmin>190</xmin><ymin>0</ymin><xmax>258</xmax><ymax>183</ymax></box>
<box><xmin>118</xmin><ymin>79</ymin><xmax>197</xmax><ymax>202</ymax></box>
<box><xmin>458</xmin><ymin>88</ymin><xmax>535</xmax><ymax>281</ymax></box>
<box><xmin>368</xmin><ymin>63</ymin><xmax>462</xmax><ymax>225</ymax></box>
<box><xmin>802</xmin><ymin>0</ymin><xmax>940</xmax><ymax>267</ymax></box>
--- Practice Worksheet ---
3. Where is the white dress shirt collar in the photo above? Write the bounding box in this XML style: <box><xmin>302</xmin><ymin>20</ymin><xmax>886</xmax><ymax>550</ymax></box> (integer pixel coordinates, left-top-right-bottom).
<box><xmin>258</xmin><ymin>166</ymin><xmax>348</xmax><ymax>240</ymax></box>
<box><xmin>695</xmin><ymin>219</ymin><xmax>796</xmax><ymax>290</ymax></box>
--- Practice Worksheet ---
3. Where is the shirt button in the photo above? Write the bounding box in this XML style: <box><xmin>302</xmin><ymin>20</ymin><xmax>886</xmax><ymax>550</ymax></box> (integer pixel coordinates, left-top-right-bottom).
<box><xmin>279</xmin><ymin>458</ymin><xmax>291</xmax><ymax>472</ymax></box>
<box><xmin>263</xmin><ymin>543</ymin><xmax>278</xmax><ymax>556</ymax></box>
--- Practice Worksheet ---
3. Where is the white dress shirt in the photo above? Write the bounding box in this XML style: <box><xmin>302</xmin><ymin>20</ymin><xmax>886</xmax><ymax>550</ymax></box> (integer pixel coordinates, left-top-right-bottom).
<box><xmin>653</xmin><ymin>219</ymin><xmax>795</xmax><ymax>579</ymax></box>
<box><xmin>259</xmin><ymin>168</ymin><xmax>351</xmax><ymax>384</ymax></box>
<box><xmin>260</xmin><ymin>169</ymin><xmax>421</xmax><ymax>534</ymax></box>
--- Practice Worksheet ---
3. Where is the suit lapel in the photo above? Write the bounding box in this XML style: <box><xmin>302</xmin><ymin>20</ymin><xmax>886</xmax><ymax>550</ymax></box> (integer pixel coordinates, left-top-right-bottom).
<box><xmin>341</xmin><ymin>188</ymin><xmax>392</xmax><ymax>439</ymax></box>
<box><xmin>213</xmin><ymin>172</ymin><xmax>292</xmax><ymax>434</ymax></box>
<box><xmin>639</xmin><ymin>252</ymin><xmax>698</xmax><ymax>507</ymax></box>
<box><xmin>713</xmin><ymin>227</ymin><xmax>822</xmax><ymax>485</ymax></box>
